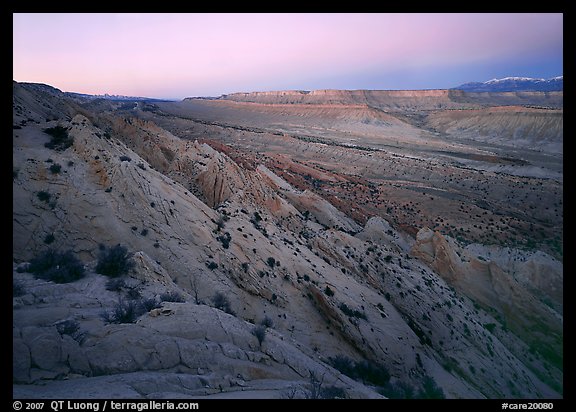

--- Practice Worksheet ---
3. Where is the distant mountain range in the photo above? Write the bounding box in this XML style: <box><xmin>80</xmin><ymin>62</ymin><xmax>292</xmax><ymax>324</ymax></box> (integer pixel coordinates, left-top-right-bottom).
<box><xmin>66</xmin><ymin>91</ymin><xmax>171</xmax><ymax>102</ymax></box>
<box><xmin>453</xmin><ymin>76</ymin><xmax>563</xmax><ymax>92</ymax></box>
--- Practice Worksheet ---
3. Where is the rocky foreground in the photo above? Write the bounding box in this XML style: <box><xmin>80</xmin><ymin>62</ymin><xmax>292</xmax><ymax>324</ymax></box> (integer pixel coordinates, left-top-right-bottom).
<box><xmin>13</xmin><ymin>82</ymin><xmax>562</xmax><ymax>398</ymax></box>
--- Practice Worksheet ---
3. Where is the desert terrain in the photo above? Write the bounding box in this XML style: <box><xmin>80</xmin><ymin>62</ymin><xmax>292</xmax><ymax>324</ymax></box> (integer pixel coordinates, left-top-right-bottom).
<box><xmin>13</xmin><ymin>82</ymin><xmax>562</xmax><ymax>399</ymax></box>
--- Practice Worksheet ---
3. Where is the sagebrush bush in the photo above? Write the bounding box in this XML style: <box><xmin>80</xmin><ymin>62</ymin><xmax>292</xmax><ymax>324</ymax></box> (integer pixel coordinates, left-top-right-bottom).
<box><xmin>37</xmin><ymin>191</ymin><xmax>51</xmax><ymax>203</ymax></box>
<box><xmin>252</xmin><ymin>325</ymin><xmax>267</xmax><ymax>346</ymax></box>
<box><xmin>212</xmin><ymin>291</ymin><xmax>235</xmax><ymax>315</ymax></box>
<box><xmin>44</xmin><ymin>126</ymin><xmax>73</xmax><ymax>151</ymax></box>
<box><xmin>95</xmin><ymin>244</ymin><xmax>134</xmax><ymax>278</ymax></box>
<box><xmin>49</xmin><ymin>163</ymin><xmax>62</xmax><ymax>174</ymax></box>
<box><xmin>27</xmin><ymin>249</ymin><xmax>85</xmax><ymax>283</ymax></box>
<box><xmin>160</xmin><ymin>290</ymin><xmax>185</xmax><ymax>303</ymax></box>
<box><xmin>260</xmin><ymin>316</ymin><xmax>274</xmax><ymax>328</ymax></box>
<box><xmin>101</xmin><ymin>299</ymin><xmax>145</xmax><ymax>324</ymax></box>
<box><xmin>329</xmin><ymin>355</ymin><xmax>390</xmax><ymax>387</ymax></box>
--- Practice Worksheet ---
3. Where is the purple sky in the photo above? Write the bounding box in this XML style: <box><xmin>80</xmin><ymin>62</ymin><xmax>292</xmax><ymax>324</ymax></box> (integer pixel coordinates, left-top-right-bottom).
<box><xmin>13</xmin><ymin>13</ymin><xmax>563</xmax><ymax>100</ymax></box>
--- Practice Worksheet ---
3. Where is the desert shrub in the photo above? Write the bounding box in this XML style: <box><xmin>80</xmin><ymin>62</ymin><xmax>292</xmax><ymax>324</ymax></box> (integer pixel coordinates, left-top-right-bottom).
<box><xmin>37</xmin><ymin>191</ymin><xmax>51</xmax><ymax>203</ymax></box>
<box><xmin>13</xmin><ymin>280</ymin><xmax>26</xmax><ymax>297</ymax></box>
<box><xmin>329</xmin><ymin>355</ymin><xmax>390</xmax><ymax>387</ymax></box>
<box><xmin>56</xmin><ymin>319</ymin><xmax>80</xmax><ymax>336</ymax></box>
<box><xmin>338</xmin><ymin>303</ymin><xmax>367</xmax><ymax>320</ymax></box>
<box><xmin>137</xmin><ymin>162</ymin><xmax>146</xmax><ymax>170</ymax></box>
<box><xmin>417</xmin><ymin>376</ymin><xmax>445</xmax><ymax>399</ymax></box>
<box><xmin>320</xmin><ymin>386</ymin><xmax>347</xmax><ymax>399</ymax></box>
<box><xmin>241</xmin><ymin>262</ymin><xmax>249</xmax><ymax>273</ymax></box>
<box><xmin>105</xmin><ymin>277</ymin><xmax>126</xmax><ymax>292</ymax></box>
<box><xmin>260</xmin><ymin>316</ymin><xmax>274</xmax><ymax>328</ymax></box>
<box><xmin>44</xmin><ymin>126</ymin><xmax>73</xmax><ymax>151</ymax></box>
<box><xmin>379</xmin><ymin>381</ymin><xmax>416</xmax><ymax>399</ymax></box>
<box><xmin>101</xmin><ymin>299</ymin><xmax>145</xmax><ymax>324</ymax></box>
<box><xmin>141</xmin><ymin>297</ymin><xmax>162</xmax><ymax>312</ymax></box>
<box><xmin>43</xmin><ymin>233</ymin><xmax>55</xmax><ymax>244</ymax></box>
<box><xmin>217</xmin><ymin>232</ymin><xmax>231</xmax><ymax>249</ymax></box>
<box><xmin>49</xmin><ymin>163</ymin><xmax>62</xmax><ymax>174</ymax></box>
<box><xmin>125</xmin><ymin>286</ymin><xmax>142</xmax><ymax>300</ymax></box>
<box><xmin>252</xmin><ymin>325</ymin><xmax>267</xmax><ymax>346</ymax></box>
<box><xmin>267</xmin><ymin>257</ymin><xmax>276</xmax><ymax>268</ymax></box>
<box><xmin>140</xmin><ymin>228</ymin><xmax>148</xmax><ymax>236</ymax></box>
<box><xmin>95</xmin><ymin>244</ymin><xmax>134</xmax><ymax>278</ymax></box>
<box><xmin>324</xmin><ymin>286</ymin><xmax>334</xmax><ymax>297</ymax></box>
<box><xmin>119</xmin><ymin>155</ymin><xmax>132</xmax><ymax>162</ymax></box>
<box><xmin>160</xmin><ymin>290</ymin><xmax>185</xmax><ymax>303</ymax></box>
<box><xmin>206</xmin><ymin>261</ymin><xmax>218</xmax><ymax>270</ymax></box>
<box><xmin>28</xmin><ymin>249</ymin><xmax>85</xmax><ymax>283</ymax></box>
<box><xmin>212</xmin><ymin>291</ymin><xmax>235</xmax><ymax>315</ymax></box>
<box><xmin>353</xmin><ymin>360</ymin><xmax>390</xmax><ymax>386</ymax></box>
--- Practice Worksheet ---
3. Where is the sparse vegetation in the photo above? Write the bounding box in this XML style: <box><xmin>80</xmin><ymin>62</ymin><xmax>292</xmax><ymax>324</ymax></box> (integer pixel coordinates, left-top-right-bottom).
<box><xmin>49</xmin><ymin>163</ymin><xmax>62</xmax><ymax>174</ymax></box>
<box><xmin>338</xmin><ymin>302</ymin><xmax>367</xmax><ymax>320</ymax></box>
<box><xmin>101</xmin><ymin>298</ymin><xmax>145</xmax><ymax>324</ymax></box>
<box><xmin>44</xmin><ymin>126</ymin><xmax>73</xmax><ymax>151</ymax></box>
<box><xmin>324</xmin><ymin>286</ymin><xmax>334</xmax><ymax>297</ymax></box>
<box><xmin>329</xmin><ymin>355</ymin><xmax>390</xmax><ymax>386</ymax></box>
<box><xmin>251</xmin><ymin>325</ymin><xmax>267</xmax><ymax>346</ymax></box>
<box><xmin>216</xmin><ymin>232</ymin><xmax>232</xmax><ymax>249</ymax></box>
<box><xmin>105</xmin><ymin>277</ymin><xmax>126</xmax><ymax>292</ymax></box>
<box><xmin>95</xmin><ymin>244</ymin><xmax>134</xmax><ymax>278</ymax></box>
<box><xmin>212</xmin><ymin>291</ymin><xmax>235</xmax><ymax>315</ymax></box>
<box><xmin>267</xmin><ymin>257</ymin><xmax>276</xmax><ymax>268</ymax></box>
<box><xmin>160</xmin><ymin>290</ymin><xmax>185</xmax><ymax>303</ymax></box>
<box><xmin>37</xmin><ymin>190</ymin><xmax>51</xmax><ymax>203</ymax></box>
<box><xmin>260</xmin><ymin>316</ymin><xmax>274</xmax><ymax>328</ymax></box>
<box><xmin>119</xmin><ymin>155</ymin><xmax>132</xmax><ymax>162</ymax></box>
<box><xmin>27</xmin><ymin>249</ymin><xmax>85</xmax><ymax>283</ymax></box>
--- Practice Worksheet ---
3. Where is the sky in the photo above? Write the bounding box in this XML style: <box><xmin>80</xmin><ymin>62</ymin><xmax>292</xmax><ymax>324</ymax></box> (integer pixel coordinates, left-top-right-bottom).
<box><xmin>13</xmin><ymin>13</ymin><xmax>563</xmax><ymax>100</ymax></box>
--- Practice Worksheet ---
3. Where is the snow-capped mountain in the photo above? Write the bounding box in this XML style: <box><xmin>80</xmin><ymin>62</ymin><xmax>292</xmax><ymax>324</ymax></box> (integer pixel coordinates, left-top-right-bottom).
<box><xmin>454</xmin><ymin>76</ymin><xmax>563</xmax><ymax>92</ymax></box>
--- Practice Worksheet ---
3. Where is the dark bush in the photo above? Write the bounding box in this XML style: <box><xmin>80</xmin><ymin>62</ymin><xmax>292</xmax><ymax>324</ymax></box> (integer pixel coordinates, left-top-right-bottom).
<box><xmin>105</xmin><ymin>277</ymin><xmax>126</xmax><ymax>292</ymax></box>
<box><xmin>141</xmin><ymin>297</ymin><xmax>162</xmax><ymax>312</ymax></box>
<box><xmin>260</xmin><ymin>316</ymin><xmax>274</xmax><ymax>328</ymax></box>
<box><xmin>252</xmin><ymin>325</ymin><xmax>267</xmax><ymax>346</ymax></box>
<box><xmin>44</xmin><ymin>126</ymin><xmax>73</xmax><ymax>151</ymax></box>
<box><xmin>379</xmin><ymin>381</ymin><xmax>416</xmax><ymax>399</ymax></box>
<box><xmin>212</xmin><ymin>291</ymin><xmax>235</xmax><ymax>315</ymax></box>
<box><xmin>125</xmin><ymin>287</ymin><xmax>142</xmax><ymax>300</ymax></box>
<box><xmin>160</xmin><ymin>290</ymin><xmax>185</xmax><ymax>303</ymax></box>
<box><xmin>207</xmin><ymin>261</ymin><xmax>218</xmax><ymax>270</ymax></box>
<box><xmin>49</xmin><ymin>163</ymin><xmax>62</xmax><ymax>174</ymax></box>
<box><xmin>95</xmin><ymin>244</ymin><xmax>134</xmax><ymax>278</ymax></box>
<box><xmin>338</xmin><ymin>303</ymin><xmax>367</xmax><ymax>320</ymax></box>
<box><xmin>37</xmin><ymin>191</ymin><xmax>51</xmax><ymax>203</ymax></box>
<box><xmin>119</xmin><ymin>155</ymin><xmax>132</xmax><ymax>162</ymax></box>
<box><xmin>140</xmin><ymin>228</ymin><xmax>148</xmax><ymax>236</ymax></box>
<box><xmin>13</xmin><ymin>280</ymin><xmax>26</xmax><ymax>297</ymax></box>
<box><xmin>329</xmin><ymin>355</ymin><xmax>390</xmax><ymax>387</ymax></box>
<box><xmin>101</xmin><ymin>299</ymin><xmax>145</xmax><ymax>324</ymax></box>
<box><xmin>417</xmin><ymin>376</ymin><xmax>445</xmax><ymax>399</ymax></box>
<box><xmin>56</xmin><ymin>319</ymin><xmax>80</xmax><ymax>337</ymax></box>
<box><xmin>324</xmin><ymin>286</ymin><xmax>334</xmax><ymax>297</ymax></box>
<box><xmin>217</xmin><ymin>232</ymin><xmax>231</xmax><ymax>249</ymax></box>
<box><xmin>320</xmin><ymin>386</ymin><xmax>348</xmax><ymax>399</ymax></box>
<box><xmin>267</xmin><ymin>257</ymin><xmax>276</xmax><ymax>268</ymax></box>
<box><xmin>43</xmin><ymin>233</ymin><xmax>55</xmax><ymax>244</ymax></box>
<box><xmin>28</xmin><ymin>249</ymin><xmax>85</xmax><ymax>283</ymax></box>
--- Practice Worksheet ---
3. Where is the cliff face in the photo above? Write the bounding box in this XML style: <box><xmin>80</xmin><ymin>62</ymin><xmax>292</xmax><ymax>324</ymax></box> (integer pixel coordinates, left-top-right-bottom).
<box><xmin>218</xmin><ymin>89</ymin><xmax>562</xmax><ymax>110</ymax></box>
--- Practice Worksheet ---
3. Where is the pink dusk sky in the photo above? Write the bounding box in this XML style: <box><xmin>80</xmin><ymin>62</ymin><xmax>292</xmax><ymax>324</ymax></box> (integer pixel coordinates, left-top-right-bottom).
<box><xmin>13</xmin><ymin>13</ymin><xmax>563</xmax><ymax>100</ymax></box>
